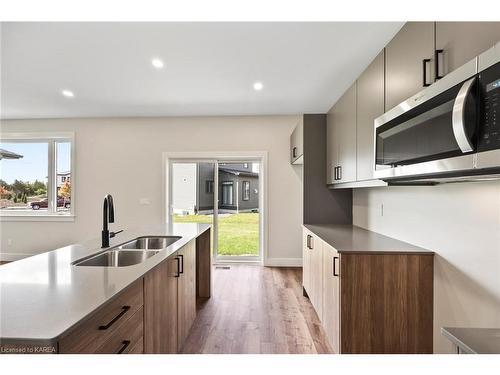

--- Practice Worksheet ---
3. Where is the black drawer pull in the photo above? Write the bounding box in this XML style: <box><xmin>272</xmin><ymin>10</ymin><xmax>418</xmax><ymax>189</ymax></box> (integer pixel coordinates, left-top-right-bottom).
<box><xmin>117</xmin><ymin>340</ymin><xmax>131</xmax><ymax>354</ymax></box>
<box><xmin>178</xmin><ymin>254</ymin><xmax>184</xmax><ymax>274</ymax></box>
<box><xmin>98</xmin><ymin>306</ymin><xmax>130</xmax><ymax>330</ymax></box>
<box><xmin>333</xmin><ymin>256</ymin><xmax>339</xmax><ymax>277</ymax></box>
<box><xmin>292</xmin><ymin>147</ymin><xmax>297</xmax><ymax>158</ymax></box>
<box><xmin>175</xmin><ymin>256</ymin><xmax>181</xmax><ymax>277</ymax></box>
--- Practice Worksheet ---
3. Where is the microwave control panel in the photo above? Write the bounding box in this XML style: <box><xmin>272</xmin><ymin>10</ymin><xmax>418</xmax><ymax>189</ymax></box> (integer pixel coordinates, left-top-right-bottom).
<box><xmin>479</xmin><ymin>62</ymin><xmax>500</xmax><ymax>152</ymax></box>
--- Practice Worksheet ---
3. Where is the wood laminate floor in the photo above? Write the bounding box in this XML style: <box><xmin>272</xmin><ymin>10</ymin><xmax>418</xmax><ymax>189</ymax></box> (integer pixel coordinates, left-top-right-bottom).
<box><xmin>181</xmin><ymin>264</ymin><xmax>333</xmax><ymax>354</ymax></box>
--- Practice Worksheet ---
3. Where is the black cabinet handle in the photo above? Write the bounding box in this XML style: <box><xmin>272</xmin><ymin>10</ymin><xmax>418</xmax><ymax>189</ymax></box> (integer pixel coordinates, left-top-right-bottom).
<box><xmin>422</xmin><ymin>58</ymin><xmax>431</xmax><ymax>87</ymax></box>
<box><xmin>292</xmin><ymin>147</ymin><xmax>297</xmax><ymax>158</ymax></box>
<box><xmin>334</xmin><ymin>166</ymin><xmax>342</xmax><ymax>181</ymax></box>
<box><xmin>306</xmin><ymin>234</ymin><xmax>314</xmax><ymax>249</ymax></box>
<box><xmin>333</xmin><ymin>256</ymin><xmax>339</xmax><ymax>277</ymax></box>
<box><xmin>435</xmin><ymin>49</ymin><xmax>444</xmax><ymax>80</ymax></box>
<box><xmin>175</xmin><ymin>256</ymin><xmax>181</xmax><ymax>277</ymax></box>
<box><xmin>178</xmin><ymin>254</ymin><xmax>184</xmax><ymax>274</ymax></box>
<box><xmin>98</xmin><ymin>306</ymin><xmax>130</xmax><ymax>330</ymax></box>
<box><xmin>117</xmin><ymin>340</ymin><xmax>131</xmax><ymax>354</ymax></box>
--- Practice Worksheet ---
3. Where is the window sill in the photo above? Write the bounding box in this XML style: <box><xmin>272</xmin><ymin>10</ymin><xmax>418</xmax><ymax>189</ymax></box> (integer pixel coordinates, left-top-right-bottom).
<box><xmin>0</xmin><ymin>214</ymin><xmax>75</xmax><ymax>222</ymax></box>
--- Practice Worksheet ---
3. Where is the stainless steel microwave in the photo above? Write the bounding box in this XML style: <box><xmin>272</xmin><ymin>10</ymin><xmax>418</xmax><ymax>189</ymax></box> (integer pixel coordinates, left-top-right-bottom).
<box><xmin>374</xmin><ymin>42</ymin><xmax>500</xmax><ymax>184</ymax></box>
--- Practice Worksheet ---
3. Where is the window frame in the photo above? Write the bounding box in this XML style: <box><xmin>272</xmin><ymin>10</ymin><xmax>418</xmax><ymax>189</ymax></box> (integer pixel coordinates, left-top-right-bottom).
<box><xmin>0</xmin><ymin>132</ymin><xmax>75</xmax><ymax>222</ymax></box>
<box><xmin>242</xmin><ymin>181</ymin><xmax>250</xmax><ymax>201</ymax></box>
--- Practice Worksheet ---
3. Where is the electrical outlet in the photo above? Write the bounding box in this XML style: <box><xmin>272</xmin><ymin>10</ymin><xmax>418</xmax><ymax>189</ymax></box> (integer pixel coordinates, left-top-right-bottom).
<box><xmin>139</xmin><ymin>198</ymin><xmax>151</xmax><ymax>205</ymax></box>
<box><xmin>7</xmin><ymin>238</ymin><xmax>13</xmax><ymax>246</ymax></box>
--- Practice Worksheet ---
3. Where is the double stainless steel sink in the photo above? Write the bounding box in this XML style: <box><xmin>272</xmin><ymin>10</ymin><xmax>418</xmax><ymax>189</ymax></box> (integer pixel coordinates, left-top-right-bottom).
<box><xmin>73</xmin><ymin>236</ymin><xmax>181</xmax><ymax>267</ymax></box>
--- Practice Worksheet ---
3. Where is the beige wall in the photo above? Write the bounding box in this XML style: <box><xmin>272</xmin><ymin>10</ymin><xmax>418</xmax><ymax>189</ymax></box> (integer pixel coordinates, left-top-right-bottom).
<box><xmin>353</xmin><ymin>182</ymin><xmax>500</xmax><ymax>353</ymax></box>
<box><xmin>0</xmin><ymin>116</ymin><xmax>303</xmax><ymax>265</ymax></box>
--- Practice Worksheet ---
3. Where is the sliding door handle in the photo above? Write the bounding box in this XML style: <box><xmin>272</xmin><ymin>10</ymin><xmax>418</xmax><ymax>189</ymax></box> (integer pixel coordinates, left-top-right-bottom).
<box><xmin>292</xmin><ymin>147</ymin><xmax>297</xmax><ymax>158</ymax></box>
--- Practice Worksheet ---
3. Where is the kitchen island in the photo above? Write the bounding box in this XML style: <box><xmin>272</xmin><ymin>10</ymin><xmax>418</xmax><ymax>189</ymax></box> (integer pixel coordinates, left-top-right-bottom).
<box><xmin>0</xmin><ymin>223</ymin><xmax>211</xmax><ymax>354</ymax></box>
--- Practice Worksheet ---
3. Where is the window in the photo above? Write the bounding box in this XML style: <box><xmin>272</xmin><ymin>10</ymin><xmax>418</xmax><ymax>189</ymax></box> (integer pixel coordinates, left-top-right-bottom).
<box><xmin>243</xmin><ymin>163</ymin><xmax>249</xmax><ymax>168</ymax></box>
<box><xmin>205</xmin><ymin>180</ymin><xmax>214</xmax><ymax>194</ymax></box>
<box><xmin>242</xmin><ymin>181</ymin><xmax>250</xmax><ymax>201</ymax></box>
<box><xmin>0</xmin><ymin>133</ymin><xmax>74</xmax><ymax>219</ymax></box>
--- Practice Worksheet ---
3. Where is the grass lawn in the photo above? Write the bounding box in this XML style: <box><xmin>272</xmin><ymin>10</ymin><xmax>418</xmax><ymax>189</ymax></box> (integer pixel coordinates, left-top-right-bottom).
<box><xmin>173</xmin><ymin>213</ymin><xmax>259</xmax><ymax>256</ymax></box>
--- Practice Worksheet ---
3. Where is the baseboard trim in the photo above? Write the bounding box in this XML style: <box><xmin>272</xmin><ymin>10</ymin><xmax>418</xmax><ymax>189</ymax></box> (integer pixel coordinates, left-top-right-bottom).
<box><xmin>264</xmin><ymin>257</ymin><xmax>302</xmax><ymax>267</ymax></box>
<box><xmin>0</xmin><ymin>253</ymin><xmax>32</xmax><ymax>262</ymax></box>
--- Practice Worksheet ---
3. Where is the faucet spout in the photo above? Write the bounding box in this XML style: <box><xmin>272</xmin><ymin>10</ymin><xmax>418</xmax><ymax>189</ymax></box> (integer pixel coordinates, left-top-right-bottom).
<box><xmin>102</xmin><ymin>194</ymin><xmax>116</xmax><ymax>248</ymax></box>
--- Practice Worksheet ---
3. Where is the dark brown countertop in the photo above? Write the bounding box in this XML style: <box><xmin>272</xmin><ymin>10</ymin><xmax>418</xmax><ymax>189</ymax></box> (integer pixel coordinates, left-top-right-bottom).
<box><xmin>304</xmin><ymin>224</ymin><xmax>433</xmax><ymax>254</ymax></box>
<box><xmin>442</xmin><ymin>327</ymin><xmax>500</xmax><ymax>354</ymax></box>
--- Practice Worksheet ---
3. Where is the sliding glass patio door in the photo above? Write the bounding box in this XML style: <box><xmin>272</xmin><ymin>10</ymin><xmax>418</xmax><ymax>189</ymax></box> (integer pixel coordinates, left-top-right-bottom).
<box><xmin>169</xmin><ymin>159</ymin><xmax>261</xmax><ymax>262</ymax></box>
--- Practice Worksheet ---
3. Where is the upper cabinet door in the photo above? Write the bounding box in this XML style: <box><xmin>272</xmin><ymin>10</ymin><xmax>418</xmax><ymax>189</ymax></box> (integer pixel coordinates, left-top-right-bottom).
<box><xmin>435</xmin><ymin>22</ymin><xmax>500</xmax><ymax>78</ymax></box>
<box><xmin>326</xmin><ymin>106</ymin><xmax>339</xmax><ymax>184</ymax></box>
<box><xmin>356</xmin><ymin>51</ymin><xmax>384</xmax><ymax>181</ymax></box>
<box><xmin>337</xmin><ymin>82</ymin><xmax>357</xmax><ymax>183</ymax></box>
<box><xmin>385</xmin><ymin>22</ymin><xmax>435</xmax><ymax>111</ymax></box>
<box><xmin>290</xmin><ymin>118</ymin><xmax>304</xmax><ymax>164</ymax></box>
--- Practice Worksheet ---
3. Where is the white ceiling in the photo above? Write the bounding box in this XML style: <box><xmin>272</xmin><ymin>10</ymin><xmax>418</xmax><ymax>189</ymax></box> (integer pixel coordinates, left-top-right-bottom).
<box><xmin>0</xmin><ymin>22</ymin><xmax>403</xmax><ymax>119</ymax></box>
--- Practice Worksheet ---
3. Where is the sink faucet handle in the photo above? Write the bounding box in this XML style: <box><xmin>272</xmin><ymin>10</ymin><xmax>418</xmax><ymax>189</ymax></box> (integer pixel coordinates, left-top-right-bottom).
<box><xmin>110</xmin><ymin>230</ymin><xmax>123</xmax><ymax>238</ymax></box>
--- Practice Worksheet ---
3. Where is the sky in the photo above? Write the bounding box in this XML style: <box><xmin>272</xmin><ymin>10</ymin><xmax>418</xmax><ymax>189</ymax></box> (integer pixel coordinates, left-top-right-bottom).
<box><xmin>0</xmin><ymin>142</ymin><xmax>71</xmax><ymax>184</ymax></box>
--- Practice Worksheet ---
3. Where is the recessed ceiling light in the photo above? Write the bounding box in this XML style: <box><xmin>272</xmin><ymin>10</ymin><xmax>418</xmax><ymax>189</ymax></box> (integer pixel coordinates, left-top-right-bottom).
<box><xmin>151</xmin><ymin>58</ymin><xmax>164</xmax><ymax>69</ymax></box>
<box><xmin>253</xmin><ymin>81</ymin><xmax>264</xmax><ymax>91</ymax></box>
<box><xmin>61</xmin><ymin>90</ymin><xmax>74</xmax><ymax>98</ymax></box>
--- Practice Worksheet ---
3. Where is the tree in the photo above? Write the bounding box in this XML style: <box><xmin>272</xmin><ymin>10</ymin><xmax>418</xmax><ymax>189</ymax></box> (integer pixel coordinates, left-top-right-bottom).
<box><xmin>0</xmin><ymin>185</ymin><xmax>11</xmax><ymax>199</ymax></box>
<box><xmin>59</xmin><ymin>181</ymin><xmax>71</xmax><ymax>201</ymax></box>
<box><xmin>22</xmin><ymin>193</ymin><xmax>28</xmax><ymax>204</ymax></box>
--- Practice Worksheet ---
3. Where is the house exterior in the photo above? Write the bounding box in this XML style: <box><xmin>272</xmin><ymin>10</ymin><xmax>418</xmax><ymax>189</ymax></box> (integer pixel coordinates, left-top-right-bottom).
<box><xmin>56</xmin><ymin>171</ymin><xmax>71</xmax><ymax>189</ymax></box>
<box><xmin>172</xmin><ymin>163</ymin><xmax>259</xmax><ymax>215</ymax></box>
<box><xmin>213</xmin><ymin>163</ymin><xmax>259</xmax><ymax>214</ymax></box>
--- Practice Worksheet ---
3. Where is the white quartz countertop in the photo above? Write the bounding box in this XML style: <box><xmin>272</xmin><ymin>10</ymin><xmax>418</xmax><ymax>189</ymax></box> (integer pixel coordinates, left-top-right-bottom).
<box><xmin>0</xmin><ymin>223</ymin><xmax>210</xmax><ymax>343</ymax></box>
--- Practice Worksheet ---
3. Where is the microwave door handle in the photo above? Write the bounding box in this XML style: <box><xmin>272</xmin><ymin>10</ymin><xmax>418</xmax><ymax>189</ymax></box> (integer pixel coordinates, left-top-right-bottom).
<box><xmin>452</xmin><ymin>76</ymin><xmax>476</xmax><ymax>153</ymax></box>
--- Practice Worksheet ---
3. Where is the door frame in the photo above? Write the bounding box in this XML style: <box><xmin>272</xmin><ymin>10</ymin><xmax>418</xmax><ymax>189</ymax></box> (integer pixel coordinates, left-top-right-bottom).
<box><xmin>163</xmin><ymin>151</ymin><xmax>268</xmax><ymax>265</ymax></box>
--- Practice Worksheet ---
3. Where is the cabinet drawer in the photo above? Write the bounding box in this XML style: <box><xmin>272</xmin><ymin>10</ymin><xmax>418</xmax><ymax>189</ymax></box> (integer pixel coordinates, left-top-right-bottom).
<box><xmin>95</xmin><ymin>307</ymin><xmax>144</xmax><ymax>354</ymax></box>
<box><xmin>59</xmin><ymin>280</ymin><xmax>144</xmax><ymax>353</ymax></box>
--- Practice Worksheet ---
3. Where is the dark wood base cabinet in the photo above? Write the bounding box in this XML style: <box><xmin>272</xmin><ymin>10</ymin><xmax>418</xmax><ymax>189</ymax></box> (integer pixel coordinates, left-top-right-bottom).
<box><xmin>57</xmin><ymin>231</ymin><xmax>211</xmax><ymax>354</ymax></box>
<box><xmin>303</xmin><ymin>228</ymin><xmax>434</xmax><ymax>354</ymax></box>
<box><xmin>339</xmin><ymin>253</ymin><xmax>433</xmax><ymax>353</ymax></box>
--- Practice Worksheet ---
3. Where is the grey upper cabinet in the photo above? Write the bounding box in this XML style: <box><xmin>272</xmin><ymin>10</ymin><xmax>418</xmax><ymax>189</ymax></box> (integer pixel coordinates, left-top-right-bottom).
<box><xmin>290</xmin><ymin>119</ymin><xmax>304</xmax><ymax>164</ymax></box>
<box><xmin>385</xmin><ymin>22</ymin><xmax>435</xmax><ymax>111</ymax></box>
<box><xmin>327</xmin><ymin>82</ymin><xmax>357</xmax><ymax>184</ymax></box>
<box><xmin>435</xmin><ymin>22</ymin><xmax>500</xmax><ymax>78</ymax></box>
<box><xmin>326</xmin><ymin>109</ymin><xmax>339</xmax><ymax>184</ymax></box>
<box><xmin>356</xmin><ymin>51</ymin><xmax>384</xmax><ymax>182</ymax></box>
